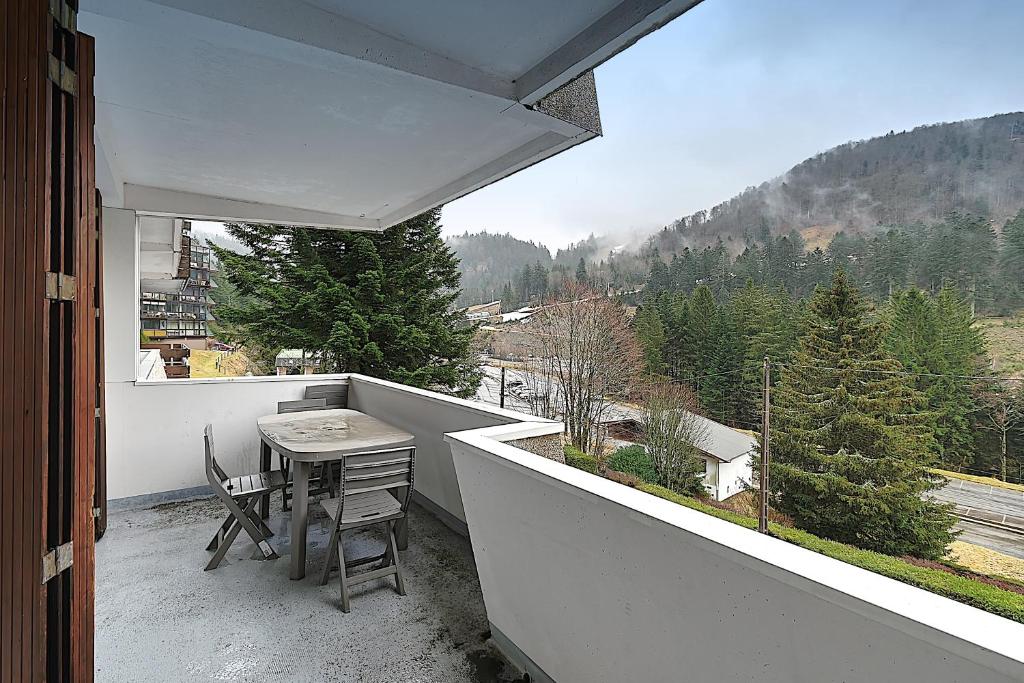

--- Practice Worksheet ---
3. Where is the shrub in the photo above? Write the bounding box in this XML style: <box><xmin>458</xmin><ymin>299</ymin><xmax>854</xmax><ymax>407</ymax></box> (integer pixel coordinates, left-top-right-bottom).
<box><xmin>636</xmin><ymin>482</ymin><xmax>1024</xmax><ymax>624</ymax></box>
<box><xmin>607</xmin><ymin>445</ymin><xmax>658</xmax><ymax>484</ymax></box>
<box><xmin>563</xmin><ymin>444</ymin><xmax>598</xmax><ymax>474</ymax></box>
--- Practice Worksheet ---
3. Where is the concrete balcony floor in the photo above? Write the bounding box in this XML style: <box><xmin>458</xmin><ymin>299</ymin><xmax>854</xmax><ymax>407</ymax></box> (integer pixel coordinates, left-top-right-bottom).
<box><xmin>96</xmin><ymin>493</ymin><xmax>521</xmax><ymax>682</ymax></box>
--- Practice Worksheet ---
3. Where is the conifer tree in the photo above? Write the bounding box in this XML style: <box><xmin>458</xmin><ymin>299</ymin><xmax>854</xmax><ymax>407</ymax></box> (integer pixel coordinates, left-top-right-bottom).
<box><xmin>884</xmin><ymin>287</ymin><xmax>986</xmax><ymax>470</ymax></box>
<box><xmin>730</xmin><ymin>281</ymin><xmax>799</xmax><ymax>425</ymax></box>
<box><xmin>769</xmin><ymin>270</ymin><xmax>956</xmax><ymax>558</ymax></box>
<box><xmin>687</xmin><ymin>285</ymin><xmax>719</xmax><ymax>394</ymax></box>
<box><xmin>633</xmin><ymin>304</ymin><xmax>667</xmax><ymax>375</ymax></box>
<box><xmin>211</xmin><ymin>209</ymin><xmax>481</xmax><ymax>397</ymax></box>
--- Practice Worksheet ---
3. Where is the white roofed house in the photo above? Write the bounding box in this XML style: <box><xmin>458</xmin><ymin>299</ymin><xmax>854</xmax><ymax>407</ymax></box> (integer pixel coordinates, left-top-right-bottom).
<box><xmin>687</xmin><ymin>413</ymin><xmax>756</xmax><ymax>501</ymax></box>
<box><xmin>604</xmin><ymin>413</ymin><xmax>755</xmax><ymax>501</ymax></box>
<box><xmin>3</xmin><ymin>2</ymin><xmax>1024</xmax><ymax>682</ymax></box>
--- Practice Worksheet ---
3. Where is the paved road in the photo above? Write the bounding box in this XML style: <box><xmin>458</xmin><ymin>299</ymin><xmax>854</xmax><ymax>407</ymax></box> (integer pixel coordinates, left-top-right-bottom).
<box><xmin>955</xmin><ymin>518</ymin><xmax>1024</xmax><ymax>560</ymax></box>
<box><xmin>931</xmin><ymin>477</ymin><xmax>1024</xmax><ymax>528</ymax></box>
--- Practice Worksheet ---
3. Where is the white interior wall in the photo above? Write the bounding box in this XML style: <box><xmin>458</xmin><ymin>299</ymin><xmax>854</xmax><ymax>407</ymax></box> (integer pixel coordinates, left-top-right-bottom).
<box><xmin>448</xmin><ymin>432</ymin><xmax>1024</xmax><ymax>683</ymax></box>
<box><xmin>102</xmin><ymin>207</ymin><xmax>139</xmax><ymax>384</ymax></box>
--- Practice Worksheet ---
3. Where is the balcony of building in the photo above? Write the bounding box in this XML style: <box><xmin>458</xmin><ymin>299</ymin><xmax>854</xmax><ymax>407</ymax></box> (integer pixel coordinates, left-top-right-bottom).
<box><xmin>95</xmin><ymin>364</ymin><xmax>1024</xmax><ymax>682</ymax></box>
<box><xmin>6</xmin><ymin>1</ymin><xmax>1024</xmax><ymax>680</ymax></box>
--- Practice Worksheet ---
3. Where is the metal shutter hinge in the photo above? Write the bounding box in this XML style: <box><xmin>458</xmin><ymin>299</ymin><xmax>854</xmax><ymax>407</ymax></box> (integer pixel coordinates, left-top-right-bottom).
<box><xmin>41</xmin><ymin>541</ymin><xmax>74</xmax><ymax>583</ymax></box>
<box><xmin>45</xmin><ymin>272</ymin><xmax>77</xmax><ymax>301</ymax></box>
<box><xmin>47</xmin><ymin>54</ymin><xmax>77</xmax><ymax>96</ymax></box>
<box><xmin>92</xmin><ymin>507</ymin><xmax>102</xmax><ymax>519</ymax></box>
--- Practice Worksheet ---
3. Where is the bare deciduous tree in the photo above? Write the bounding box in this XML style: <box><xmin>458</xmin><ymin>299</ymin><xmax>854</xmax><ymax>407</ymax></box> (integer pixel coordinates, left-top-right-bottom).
<box><xmin>641</xmin><ymin>381</ymin><xmax>710</xmax><ymax>495</ymax></box>
<box><xmin>977</xmin><ymin>382</ymin><xmax>1024</xmax><ymax>481</ymax></box>
<box><xmin>532</xmin><ymin>282</ymin><xmax>642</xmax><ymax>454</ymax></box>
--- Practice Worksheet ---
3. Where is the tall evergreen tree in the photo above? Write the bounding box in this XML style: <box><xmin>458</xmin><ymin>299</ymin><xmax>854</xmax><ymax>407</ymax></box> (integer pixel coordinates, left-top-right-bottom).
<box><xmin>211</xmin><ymin>209</ymin><xmax>481</xmax><ymax>396</ymax></box>
<box><xmin>687</xmin><ymin>285</ymin><xmax>720</xmax><ymax>394</ymax></box>
<box><xmin>575</xmin><ymin>257</ymin><xmax>589</xmax><ymax>285</ymax></box>
<box><xmin>999</xmin><ymin>210</ymin><xmax>1024</xmax><ymax>311</ymax></box>
<box><xmin>769</xmin><ymin>270</ymin><xmax>956</xmax><ymax>558</ymax></box>
<box><xmin>633</xmin><ymin>304</ymin><xmax>667</xmax><ymax>375</ymax></box>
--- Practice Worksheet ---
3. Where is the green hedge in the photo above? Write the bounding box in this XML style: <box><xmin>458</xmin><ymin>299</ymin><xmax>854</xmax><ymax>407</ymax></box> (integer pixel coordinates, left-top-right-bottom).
<box><xmin>637</xmin><ymin>482</ymin><xmax>1024</xmax><ymax>624</ymax></box>
<box><xmin>563</xmin><ymin>444</ymin><xmax>598</xmax><ymax>474</ymax></box>
<box><xmin>607</xmin><ymin>445</ymin><xmax>658</xmax><ymax>484</ymax></box>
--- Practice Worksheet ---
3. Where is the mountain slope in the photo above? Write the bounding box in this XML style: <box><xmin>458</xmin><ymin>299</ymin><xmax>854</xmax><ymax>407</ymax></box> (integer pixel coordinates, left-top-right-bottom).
<box><xmin>663</xmin><ymin>112</ymin><xmax>1024</xmax><ymax>250</ymax></box>
<box><xmin>446</xmin><ymin>231</ymin><xmax>553</xmax><ymax>306</ymax></box>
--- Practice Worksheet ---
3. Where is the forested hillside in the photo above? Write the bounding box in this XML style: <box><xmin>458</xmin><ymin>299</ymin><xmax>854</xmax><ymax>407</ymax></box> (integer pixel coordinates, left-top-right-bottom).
<box><xmin>656</xmin><ymin>112</ymin><xmax>1024</xmax><ymax>253</ymax></box>
<box><xmin>450</xmin><ymin>112</ymin><xmax>1024</xmax><ymax>309</ymax></box>
<box><xmin>446</xmin><ymin>231</ymin><xmax>552</xmax><ymax>306</ymax></box>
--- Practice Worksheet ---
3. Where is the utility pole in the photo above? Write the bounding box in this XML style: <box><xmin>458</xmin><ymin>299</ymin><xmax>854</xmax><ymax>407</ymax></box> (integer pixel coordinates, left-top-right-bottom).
<box><xmin>759</xmin><ymin>356</ymin><xmax>771</xmax><ymax>534</ymax></box>
<box><xmin>499</xmin><ymin>366</ymin><xmax>506</xmax><ymax>409</ymax></box>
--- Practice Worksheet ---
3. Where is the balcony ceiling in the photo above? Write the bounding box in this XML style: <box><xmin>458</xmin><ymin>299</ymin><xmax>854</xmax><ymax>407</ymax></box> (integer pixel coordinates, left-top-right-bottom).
<box><xmin>79</xmin><ymin>0</ymin><xmax>701</xmax><ymax>230</ymax></box>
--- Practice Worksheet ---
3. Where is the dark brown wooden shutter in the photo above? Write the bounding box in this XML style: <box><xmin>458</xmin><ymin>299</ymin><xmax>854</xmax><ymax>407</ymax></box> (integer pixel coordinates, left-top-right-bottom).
<box><xmin>1</xmin><ymin>1</ymin><xmax>99</xmax><ymax>680</ymax></box>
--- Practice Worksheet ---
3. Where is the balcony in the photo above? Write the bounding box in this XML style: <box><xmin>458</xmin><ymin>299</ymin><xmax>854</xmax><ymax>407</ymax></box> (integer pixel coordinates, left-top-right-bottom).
<box><xmin>100</xmin><ymin>373</ymin><xmax>1024</xmax><ymax>682</ymax></box>
<box><xmin>98</xmin><ymin>494</ymin><xmax>507</xmax><ymax>681</ymax></box>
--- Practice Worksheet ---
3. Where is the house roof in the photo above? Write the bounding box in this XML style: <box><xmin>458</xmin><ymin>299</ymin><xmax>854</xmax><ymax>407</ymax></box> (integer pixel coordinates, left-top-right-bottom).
<box><xmin>687</xmin><ymin>413</ymin><xmax>758</xmax><ymax>463</ymax></box>
<box><xmin>605</xmin><ymin>412</ymin><xmax>757</xmax><ymax>463</ymax></box>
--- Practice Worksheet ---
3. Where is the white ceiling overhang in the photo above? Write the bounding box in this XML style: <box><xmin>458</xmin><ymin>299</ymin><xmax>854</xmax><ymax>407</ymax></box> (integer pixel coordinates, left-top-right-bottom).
<box><xmin>80</xmin><ymin>0</ymin><xmax>701</xmax><ymax>230</ymax></box>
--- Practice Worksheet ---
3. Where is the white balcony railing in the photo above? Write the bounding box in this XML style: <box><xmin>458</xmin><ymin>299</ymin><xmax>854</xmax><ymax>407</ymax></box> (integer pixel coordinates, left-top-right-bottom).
<box><xmin>104</xmin><ymin>373</ymin><xmax>1024</xmax><ymax>682</ymax></box>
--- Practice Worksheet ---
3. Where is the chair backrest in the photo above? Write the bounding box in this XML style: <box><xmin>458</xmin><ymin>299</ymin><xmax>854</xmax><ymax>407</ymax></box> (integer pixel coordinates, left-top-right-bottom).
<box><xmin>303</xmin><ymin>383</ymin><xmax>349</xmax><ymax>409</ymax></box>
<box><xmin>277</xmin><ymin>397</ymin><xmax>327</xmax><ymax>414</ymax></box>
<box><xmin>341</xmin><ymin>447</ymin><xmax>416</xmax><ymax>501</ymax></box>
<box><xmin>203</xmin><ymin>424</ymin><xmax>228</xmax><ymax>488</ymax></box>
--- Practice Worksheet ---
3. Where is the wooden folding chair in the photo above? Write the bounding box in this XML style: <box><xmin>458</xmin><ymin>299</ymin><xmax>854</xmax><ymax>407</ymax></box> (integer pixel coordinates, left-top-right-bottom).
<box><xmin>319</xmin><ymin>445</ymin><xmax>416</xmax><ymax>612</ymax></box>
<box><xmin>204</xmin><ymin>424</ymin><xmax>286</xmax><ymax>571</ymax></box>
<box><xmin>277</xmin><ymin>398</ymin><xmax>332</xmax><ymax>511</ymax></box>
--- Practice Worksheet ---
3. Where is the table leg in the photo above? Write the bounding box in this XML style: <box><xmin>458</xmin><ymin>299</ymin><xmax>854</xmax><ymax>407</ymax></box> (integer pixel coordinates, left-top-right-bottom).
<box><xmin>289</xmin><ymin>460</ymin><xmax>310</xmax><ymax>580</ymax></box>
<box><xmin>259</xmin><ymin>440</ymin><xmax>272</xmax><ymax>519</ymax></box>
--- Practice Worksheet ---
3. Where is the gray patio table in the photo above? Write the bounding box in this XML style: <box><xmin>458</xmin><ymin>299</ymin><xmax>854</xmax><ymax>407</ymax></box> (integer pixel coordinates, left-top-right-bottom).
<box><xmin>256</xmin><ymin>408</ymin><xmax>415</xmax><ymax>580</ymax></box>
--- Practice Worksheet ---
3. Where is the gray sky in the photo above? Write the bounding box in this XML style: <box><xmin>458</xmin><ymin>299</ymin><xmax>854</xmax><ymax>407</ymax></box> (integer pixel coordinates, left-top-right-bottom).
<box><xmin>441</xmin><ymin>0</ymin><xmax>1024</xmax><ymax>249</ymax></box>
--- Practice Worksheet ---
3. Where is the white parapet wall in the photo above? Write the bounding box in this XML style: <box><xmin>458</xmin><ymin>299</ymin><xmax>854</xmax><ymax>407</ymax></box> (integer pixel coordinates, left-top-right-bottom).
<box><xmin>447</xmin><ymin>426</ymin><xmax>1024</xmax><ymax>683</ymax></box>
<box><xmin>105</xmin><ymin>374</ymin><xmax>355</xmax><ymax>499</ymax></box>
<box><xmin>347</xmin><ymin>375</ymin><xmax>555</xmax><ymax>526</ymax></box>
<box><xmin>103</xmin><ymin>372</ymin><xmax>552</xmax><ymax>507</ymax></box>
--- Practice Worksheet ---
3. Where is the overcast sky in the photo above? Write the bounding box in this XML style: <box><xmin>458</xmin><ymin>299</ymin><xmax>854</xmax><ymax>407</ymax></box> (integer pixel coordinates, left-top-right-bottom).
<box><xmin>440</xmin><ymin>0</ymin><xmax>1024</xmax><ymax>250</ymax></box>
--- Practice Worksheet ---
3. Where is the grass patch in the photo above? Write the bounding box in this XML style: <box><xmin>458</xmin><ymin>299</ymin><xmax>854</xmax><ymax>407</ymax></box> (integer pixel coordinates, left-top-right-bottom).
<box><xmin>931</xmin><ymin>468</ymin><xmax>1024</xmax><ymax>493</ymax></box>
<box><xmin>948</xmin><ymin>541</ymin><xmax>1024</xmax><ymax>584</ymax></box>
<box><xmin>606</xmin><ymin>445</ymin><xmax>658</xmax><ymax>484</ymax></box>
<box><xmin>563</xmin><ymin>444</ymin><xmax>598</xmax><ymax>474</ymax></box>
<box><xmin>189</xmin><ymin>349</ymin><xmax>252</xmax><ymax>378</ymax></box>
<box><xmin>636</xmin><ymin>482</ymin><xmax>1024</xmax><ymax>623</ymax></box>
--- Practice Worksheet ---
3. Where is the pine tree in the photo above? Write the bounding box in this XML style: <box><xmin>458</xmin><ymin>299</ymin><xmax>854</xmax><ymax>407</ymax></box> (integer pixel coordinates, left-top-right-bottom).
<box><xmin>211</xmin><ymin>209</ymin><xmax>481</xmax><ymax>396</ymax></box>
<box><xmin>702</xmin><ymin>305</ymin><xmax>745</xmax><ymax>425</ymax></box>
<box><xmin>501</xmin><ymin>281</ymin><xmax>516</xmax><ymax>311</ymax></box>
<box><xmin>884</xmin><ymin>286</ymin><xmax>986</xmax><ymax>470</ymax></box>
<box><xmin>769</xmin><ymin>270</ymin><xmax>956</xmax><ymax>558</ymax></box>
<box><xmin>999</xmin><ymin>210</ymin><xmax>1024</xmax><ymax>311</ymax></box>
<box><xmin>633</xmin><ymin>304</ymin><xmax>667</xmax><ymax>375</ymax></box>
<box><xmin>730</xmin><ymin>281</ymin><xmax>799</xmax><ymax>425</ymax></box>
<box><xmin>687</xmin><ymin>285</ymin><xmax>719</xmax><ymax>396</ymax></box>
<box><xmin>575</xmin><ymin>257</ymin><xmax>588</xmax><ymax>285</ymax></box>
<box><xmin>661</xmin><ymin>293</ymin><xmax>694</xmax><ymax>379</ymax></box>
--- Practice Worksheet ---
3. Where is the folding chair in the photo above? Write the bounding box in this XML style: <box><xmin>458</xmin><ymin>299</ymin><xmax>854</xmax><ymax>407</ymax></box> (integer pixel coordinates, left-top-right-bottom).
<box><xmin>303</xmin><ymin>382</ymin><xmax>349</xmax><ymax>409</ymax></box>
<box><xmin>204</xmin><ymin>424</ymin><xmax>286</xmax><ymax>571</ymax></box>
<box><xmin>319</xmin><ymin>445</ymin><xmax>416</xmax><ymax>612</ymax></box>
<box><xmin>277</xmin><ymin>398</ymin><xmax>331</xmax><ymax>511</ymax></box>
